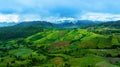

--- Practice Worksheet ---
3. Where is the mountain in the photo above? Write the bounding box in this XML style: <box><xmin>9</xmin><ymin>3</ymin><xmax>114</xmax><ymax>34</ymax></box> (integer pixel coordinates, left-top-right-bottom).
<box><xmin>0</xmin><ymin>21</ymin><xmax>50</xmax><ymax>40</ymax></box>
<box><xmin>54</xmin><ymin>20</ymin><xmax>96</xmax><ymax>28</ymax></box>
<box><xmin>98</xmin><ymin>20</ymin><xmax>120</xmax><ymax>28</ymax></box>
<box><xmin>0</xmin><ymin>20</ymin><xmax>106</xmax><ymax>40</ymax></box>
<box><xmin>1</xmin><ymin>20</ymin><xmax>120</xmax><ymax>40</ymax></box>
<box><xmin>0</xmin><ymin>22</ymin><xmax>17</xmax><ymax>27</ymax></box>
<box><xmin>0</xmin><ymin>20</ymin><xmax>112</xmax><ymax>28</ymax></box>
<box><xmin>0</xmin><ymin>20</ymin><xmax>119</xmax><ymax>66</ymax></box>
<box><xmin>15</xmin><ymin>21</ymin><xmax>54</xmax><ymax>28</ymax></box>
<box><xmin>13</xmin><ymin>20</ymin><xmax>97</xmax><ymax>29</ymax></box>
<box><xmin>87</xmin><ymin>20</ymin><xmax>120</xmax><ymax>34</ymax></box>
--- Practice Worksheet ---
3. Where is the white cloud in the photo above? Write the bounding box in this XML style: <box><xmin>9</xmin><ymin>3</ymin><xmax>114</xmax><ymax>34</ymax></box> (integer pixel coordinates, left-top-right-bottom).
<box><xmin>0</xmin><ymin>12</ymin><xmax>120</xmax><ymax>23</ymax></box>
<box><xmin>0</xmin><ymin>14</ymin><xmax>19</xmax><ymax>22</ymax></box>
<box><xmin>0</xmin><ymin>14</ymin><xmax>41</xmax><ymax>22</ymax></box>
<box><xmin>80</xmin><ymin>12</ymin><xmax>120</xmax><ymax>21</ymax></box>
<box><xmin>30</xmin><ymin>16</ymin><xmax>76</xmax><ymax>24</ymax></box>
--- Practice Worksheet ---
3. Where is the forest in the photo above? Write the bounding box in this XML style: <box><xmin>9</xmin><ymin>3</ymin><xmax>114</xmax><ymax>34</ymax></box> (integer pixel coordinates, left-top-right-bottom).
<box><xmin>0</xmin><ymin>21</ymin><xmax>120</xmax><ymax>67</ymax></box>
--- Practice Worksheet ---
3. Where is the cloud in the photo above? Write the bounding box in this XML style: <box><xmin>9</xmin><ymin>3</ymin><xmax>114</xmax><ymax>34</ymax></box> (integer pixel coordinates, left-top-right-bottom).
<box><xmin>80</xmin><ymin>12</ymin><xmax>120</xmax><ymax>21</ymax></box>
<box><xmin>0</xmin><ymin>0</ymin><xmax>120</xmax><ymax>22</ymax></box>
<box><xmin>1</xmin><ymin>0</ymin><xmax>120</xmax><ymax>15</ymax></box>
<box><xmin>0</xmin><ymin>14</ymin><xmax>19</xmax><ymax>22</ymax></box>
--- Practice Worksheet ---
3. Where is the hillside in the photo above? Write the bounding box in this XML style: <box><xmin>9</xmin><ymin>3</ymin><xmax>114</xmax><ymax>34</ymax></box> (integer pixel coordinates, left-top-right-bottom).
<box><xmin>0</xmin><ymin>21</ymin><xmax>120</xmax><ymax>66</ymax></box>
<box><xmin>0</xmin><ymin>26</ymin><xmax>45</xmax><ymax>40</ymax></box>
<box><xmin>15</xmin><ymin>21</ymin><xmax>54</xmax><ymax>28</ymax></box>
<box><xmin>0</xmin><ymin>28</ymin><xmax>120</xmax><ymax>67</ymax></box>
<box><xmin>1</xmin><ymin>0</ymin><xmax>120</xmax><ymax>67</ymax></box>
<box><xmin>98</xmin><ymin>20</ymin><xmax>120</xmax><ymax>28</ymax></box>
<box><xmin>87</xmin><ymin>20</ymin><xmax>120</xmax><ymax>34</ymax></box>
<box><xmin>0</xmin><ymin>20</ymin><xmax>96</xmax><ymax>40</ymax></box>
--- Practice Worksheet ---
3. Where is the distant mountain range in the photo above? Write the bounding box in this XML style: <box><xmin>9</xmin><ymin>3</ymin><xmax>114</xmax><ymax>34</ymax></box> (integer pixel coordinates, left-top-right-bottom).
<box><xmin>0</xmin><ymin>22</ymin><xmax>17</xmax><ymax>27</ymax></box>
<box><xmin>13</xmin><ymin>20</ymin><xmax>98</xmax><ymax>29</ymax></box>
<box><xmin>0</xmin><ymin>20</ymin><xmax>120</xmax><ymax>29</ymax></box>
<box><xmin>97</xmin><ymin>20</ymin><xmax>120</xmax><ymax>28</ymax></box>
<box><xmin>0</xmin><ymin>20</ymin><xmax>120</xmax><ymax>40</ymax></box>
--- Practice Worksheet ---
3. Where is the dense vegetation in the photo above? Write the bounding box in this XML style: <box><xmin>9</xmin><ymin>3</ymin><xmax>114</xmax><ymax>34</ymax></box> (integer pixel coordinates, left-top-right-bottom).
<box><xmin>0</xmin><ymin>26</ymin><xmax>44</xmax><ymax>40</ymax></box>
<box><xmin>0</xmin><ymin>21</ymin><xmax>120</xmax><ymax>67</ymax></box>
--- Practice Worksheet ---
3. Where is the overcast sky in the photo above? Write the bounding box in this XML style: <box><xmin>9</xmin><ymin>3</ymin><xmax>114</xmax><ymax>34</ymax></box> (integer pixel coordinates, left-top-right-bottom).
<box><xmin>0</xmin><ymin>0</ymin><xmax>120</xmax><ymax>22</ymax></box>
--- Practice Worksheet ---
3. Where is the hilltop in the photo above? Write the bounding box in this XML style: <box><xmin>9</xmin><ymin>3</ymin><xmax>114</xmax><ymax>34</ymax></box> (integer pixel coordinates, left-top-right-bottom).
<box><xmin>0</xmin><ymin>20</ymin><xmax>120</xmax><ymax>66</ymax></box>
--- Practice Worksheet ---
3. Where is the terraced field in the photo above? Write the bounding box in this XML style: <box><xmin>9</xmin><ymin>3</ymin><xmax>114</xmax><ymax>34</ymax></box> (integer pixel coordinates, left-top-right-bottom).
<box><xmin>0</xmin><ymin>28</ymin><xmax>119</xmax><ymax>67</ymax></box>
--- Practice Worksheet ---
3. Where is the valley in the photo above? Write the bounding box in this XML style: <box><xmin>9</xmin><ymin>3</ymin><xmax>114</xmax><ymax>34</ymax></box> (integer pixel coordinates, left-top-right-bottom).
<box><xmin>0</xmin><ymin>20</ymin><xmax>120</xmax><ymax>67</ymax></box>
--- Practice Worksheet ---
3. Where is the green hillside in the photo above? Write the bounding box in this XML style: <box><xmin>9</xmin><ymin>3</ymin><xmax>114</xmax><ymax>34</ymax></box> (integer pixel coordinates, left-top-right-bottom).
<box><xmin>87</xmin><ymin>20</ymin><xmax>120</xmax><ymax>34</ymax></box>
<box><xmin>0</xmin><ymin>28</ymin><xmax>120</xmax><ymax>67</ymax></box>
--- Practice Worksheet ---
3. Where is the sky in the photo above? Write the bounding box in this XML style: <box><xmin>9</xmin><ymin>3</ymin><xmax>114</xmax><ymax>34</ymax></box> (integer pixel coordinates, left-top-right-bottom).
<box><xmin>0</xmin><ymin>0</ymin><xmax>120</xmax><ymax>22</ymax></box>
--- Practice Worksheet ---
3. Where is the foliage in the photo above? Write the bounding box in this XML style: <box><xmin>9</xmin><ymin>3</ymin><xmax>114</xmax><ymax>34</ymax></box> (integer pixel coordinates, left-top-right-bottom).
<box><xmin>0</xmin><ymin>21</ymin><xmax>120</xmax><ymax>67</ymax></box>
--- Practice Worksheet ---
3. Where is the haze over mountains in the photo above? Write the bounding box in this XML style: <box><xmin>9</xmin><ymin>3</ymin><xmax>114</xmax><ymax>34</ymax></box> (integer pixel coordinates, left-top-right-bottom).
<box><xmin>1</xmin><ymin>13</ymin><xmax>120</xmax><ymax>23</ymax></box>
<box><xmin>0</xmin><ymin>22</ymin><xmax>17</xmax><ymax>27</ymax></box>
<box><xmin>0</xmin><ymin>19</ymin><xmax>119</xmax><ymax>28</ymax></box>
